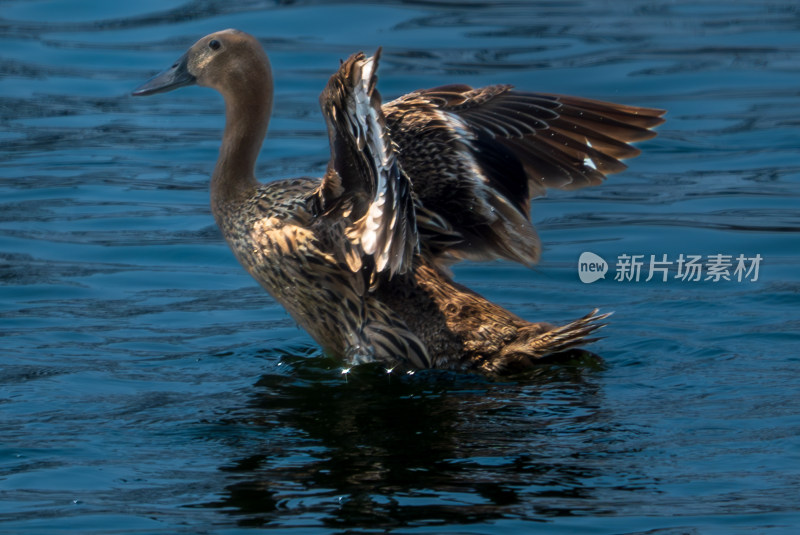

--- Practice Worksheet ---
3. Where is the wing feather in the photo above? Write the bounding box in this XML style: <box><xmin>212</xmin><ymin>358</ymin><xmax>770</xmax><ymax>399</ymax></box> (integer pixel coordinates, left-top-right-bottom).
<box><xmin>384</xmin><ymin>83</ymin><xmax>664</xmax><ymax>266</ymax></box>
<box><xmin>317</xmin><ymin>50</ymin><xmax>418</xmax><ymax>278</ymax></box>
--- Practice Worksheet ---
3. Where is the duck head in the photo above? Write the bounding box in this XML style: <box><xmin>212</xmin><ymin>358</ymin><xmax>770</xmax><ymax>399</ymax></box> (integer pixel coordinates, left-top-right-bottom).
<box><xmin>132</xmin><ymin>29</ymin><xmax>272</xmax><ymax>99</ymax></box>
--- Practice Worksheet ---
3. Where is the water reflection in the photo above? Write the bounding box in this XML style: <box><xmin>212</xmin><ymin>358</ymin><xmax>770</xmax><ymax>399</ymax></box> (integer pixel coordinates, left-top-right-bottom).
<box><xmin>199</xmin><ymin>353</ymin><xmax>640</xmax><ymax>529</ymax></box>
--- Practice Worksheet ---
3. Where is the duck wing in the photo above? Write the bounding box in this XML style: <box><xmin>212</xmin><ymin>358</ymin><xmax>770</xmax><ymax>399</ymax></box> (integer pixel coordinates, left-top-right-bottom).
<box><xmin>384</xmin><ymin>84</ymin><xmax>665</xmax><ymax>265</ymax></box>
<box><xmin>316</xmin><ymin>49</ymin><xmax>418</xmax><ymax>278</ymax></box>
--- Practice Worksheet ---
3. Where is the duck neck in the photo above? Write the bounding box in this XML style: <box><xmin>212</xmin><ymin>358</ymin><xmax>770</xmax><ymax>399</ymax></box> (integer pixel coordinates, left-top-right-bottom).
<box><xmin>210</xmin><ymin>66</ymin><xmax>273</xmax><ymax>224</ymax></box>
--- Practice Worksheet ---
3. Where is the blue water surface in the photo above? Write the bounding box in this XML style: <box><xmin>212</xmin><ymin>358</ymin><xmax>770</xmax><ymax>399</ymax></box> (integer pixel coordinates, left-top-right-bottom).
<box><xmin>1</xmin><ymin>1</ymin><xmax>799</xmax><ymax>533</ymax></box>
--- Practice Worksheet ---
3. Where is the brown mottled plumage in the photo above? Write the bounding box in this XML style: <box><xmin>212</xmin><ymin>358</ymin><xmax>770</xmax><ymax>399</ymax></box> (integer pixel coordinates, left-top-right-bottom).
<box><xmin>133</xmin><ymin>30</ymin><xmax>664</xmax><ymax>375</ymax></box>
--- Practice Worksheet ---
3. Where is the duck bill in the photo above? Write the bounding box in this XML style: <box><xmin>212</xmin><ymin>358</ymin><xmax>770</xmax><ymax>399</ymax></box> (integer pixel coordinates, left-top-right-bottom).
<box><xmin>132</xmin><ymin>52</ymin><xmax>196</xmax><ymax>96</ymax></box>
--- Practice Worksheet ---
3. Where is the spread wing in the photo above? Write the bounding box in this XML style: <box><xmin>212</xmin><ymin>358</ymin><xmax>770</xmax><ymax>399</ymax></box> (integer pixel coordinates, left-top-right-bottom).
<box><xmin>316</xmin><ymin>49</ymin><xmax>418</xmax><ymax>278</ymax></box>
<box><xmin>384</xmin><ymin>84</ymin><xmax>665</xmax><ymax>265</ymax></box>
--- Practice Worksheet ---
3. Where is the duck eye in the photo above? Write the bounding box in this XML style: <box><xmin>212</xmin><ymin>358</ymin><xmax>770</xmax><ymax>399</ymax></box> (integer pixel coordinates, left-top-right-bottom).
<box><xmin>208</xmin><ymin>39</ymin><xmax>221</xmax><ymax>51</ymax></box>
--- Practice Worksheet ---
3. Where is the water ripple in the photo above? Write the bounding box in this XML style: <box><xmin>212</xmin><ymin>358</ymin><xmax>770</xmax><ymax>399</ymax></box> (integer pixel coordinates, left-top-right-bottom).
<box><xmin>2</xmin><ymin>0</ymin><xmax>799</xmax><ymax>533</ymax></box>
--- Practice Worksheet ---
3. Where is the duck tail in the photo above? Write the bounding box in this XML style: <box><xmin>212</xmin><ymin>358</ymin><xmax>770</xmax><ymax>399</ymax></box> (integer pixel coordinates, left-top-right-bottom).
<box><xmin>486</xmin><ymin>309</ymin><xmax>612</xmax><ymax>374</ymax></box>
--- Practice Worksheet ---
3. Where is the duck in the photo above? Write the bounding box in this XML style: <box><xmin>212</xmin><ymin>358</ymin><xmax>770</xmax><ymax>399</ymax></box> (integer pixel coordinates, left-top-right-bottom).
<box><xmin>132</xmin><ymin>29</ymin><xmax>664</xmax><ymax>375</ymax></box>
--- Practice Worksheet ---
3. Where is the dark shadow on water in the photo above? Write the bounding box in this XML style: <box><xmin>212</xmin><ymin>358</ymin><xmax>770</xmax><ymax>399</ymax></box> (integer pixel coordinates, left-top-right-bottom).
<box><xmin>194</xmin><ymin>349</ymin><xmax>636</xmax><ymax>529</ymax></box>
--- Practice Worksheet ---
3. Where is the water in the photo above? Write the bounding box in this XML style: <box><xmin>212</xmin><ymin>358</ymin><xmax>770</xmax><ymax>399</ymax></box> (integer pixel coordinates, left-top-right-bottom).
<box><xmin>1</xmin><ymin>1</ymin><xmax>799</xmax><ymax>533</ymax></box>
